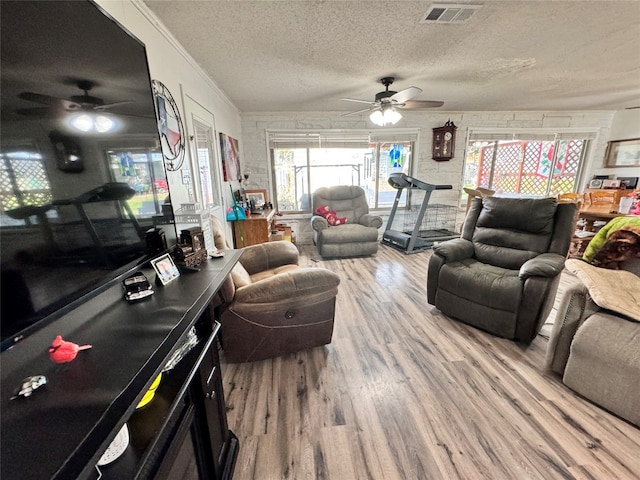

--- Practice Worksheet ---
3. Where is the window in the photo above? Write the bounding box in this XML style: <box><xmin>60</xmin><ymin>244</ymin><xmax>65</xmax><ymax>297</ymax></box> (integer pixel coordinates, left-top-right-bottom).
<box><xmin>463</xmin><ymin>130</ymin><xmax>594</xmax><ymax>201</ymax></box>
<box><xmin>107</xmin><ymin>149</ymin><xmax>168</xmax><ymax>217</ymax></box>
<box><xmin>1</xmin><ymin>147</ymin><xmax>52</xmax><ymax>227</ymax></box>
<box><xmin>269</xmin><ymin>130</ymin><xmax>418</xmax><ymax>212</ymax></box>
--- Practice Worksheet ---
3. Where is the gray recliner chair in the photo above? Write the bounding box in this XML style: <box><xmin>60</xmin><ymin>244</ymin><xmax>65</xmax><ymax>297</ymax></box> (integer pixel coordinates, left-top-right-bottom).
<box><xmin>311</xmin><ymin>185</ymin><xmax>383</xmax><ymax>258</ymax></box>
<box><xmin>427</xmin><ymin>196</ymin><xmax>577</xmax><ymax>343</ymax></box>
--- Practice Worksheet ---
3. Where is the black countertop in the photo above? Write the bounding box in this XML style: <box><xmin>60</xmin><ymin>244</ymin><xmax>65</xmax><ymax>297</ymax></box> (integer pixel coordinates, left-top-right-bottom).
<box><xmin>1</xmin><ymin>250</ymin><xmax>241</xmax><ymax>480</ymax></box>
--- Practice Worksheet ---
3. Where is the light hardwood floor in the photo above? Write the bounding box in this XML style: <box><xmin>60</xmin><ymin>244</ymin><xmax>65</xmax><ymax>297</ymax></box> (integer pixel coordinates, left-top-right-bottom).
<box><xmin>221</xmin><ymin>244</ymin><xmax>640</xmax><ymax>480</ymax></box>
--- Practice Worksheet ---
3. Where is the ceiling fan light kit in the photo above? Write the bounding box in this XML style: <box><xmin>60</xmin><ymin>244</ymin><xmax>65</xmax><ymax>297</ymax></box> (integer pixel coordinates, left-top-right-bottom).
<box><xmin>69</xmin><ymin>112</ymin><xmax>117</xmax><ymax>133</ymax></box>
<box><xmin>16</xmin><ymin>79</ymin><xmax>131</xmax><ymax>134</ymax></box>
<box><xmin>342</xmin><ymin>76</ymin><xmax>444</xmax><ymax>125</ymax></box>
<box><xmin>369</xmin><ymin>105</ymin><xmax>402</xmax><ymax>126</ymax></box>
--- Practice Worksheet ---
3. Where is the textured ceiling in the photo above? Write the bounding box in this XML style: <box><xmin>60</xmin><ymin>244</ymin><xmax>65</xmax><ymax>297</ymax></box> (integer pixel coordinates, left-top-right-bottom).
<box><xmin>143</xmin><ymin>0</ymin><xmax>640</xmax><ymax>113</ymax></box>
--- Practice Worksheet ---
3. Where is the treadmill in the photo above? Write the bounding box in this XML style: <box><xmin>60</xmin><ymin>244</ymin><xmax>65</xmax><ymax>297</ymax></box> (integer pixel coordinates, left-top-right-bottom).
<box><xmin>382</xmin><ymin>173</ymin><xmax>460</xmax><ymax>254</ymax></box>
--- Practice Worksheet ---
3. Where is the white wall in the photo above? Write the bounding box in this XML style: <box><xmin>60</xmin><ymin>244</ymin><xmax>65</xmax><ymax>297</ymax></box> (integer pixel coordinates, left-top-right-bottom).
<box><xmin>96</xmin><ymin>0</ymin><xmax>243</xmax><ymax>240</ymax></box>
<box><xmin>590</xmin><ymin>109</ymin><xmax>640</xmax><ymax>179</ymax></box>
<box><xmin>94</xmin><ymin>1</ymin><xmax>638</xmax><ymax>245</ymax></box>
<box><xmin>241</xmin><ymin>110</ymin><xmax>618</xmax><ymax>243</ymax></box>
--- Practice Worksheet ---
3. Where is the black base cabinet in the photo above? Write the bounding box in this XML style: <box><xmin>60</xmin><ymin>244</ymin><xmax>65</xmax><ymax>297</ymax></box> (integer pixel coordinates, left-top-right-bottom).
<box><xmin>98</xmin><ymin>319</ymin><xmax>236</xmax><ymax>480</ymax></box>
<box><xmin>1</xmin><ymin>252</ymin><xmax>241</xmax><ymax>480</ymax></box>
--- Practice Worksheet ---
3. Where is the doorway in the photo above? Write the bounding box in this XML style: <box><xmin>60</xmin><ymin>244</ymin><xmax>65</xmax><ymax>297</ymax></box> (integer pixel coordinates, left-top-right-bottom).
<box><xmin>184</xmin><ymin>95</ymin><xmax>223</xmax><ymax>251</ymax></box>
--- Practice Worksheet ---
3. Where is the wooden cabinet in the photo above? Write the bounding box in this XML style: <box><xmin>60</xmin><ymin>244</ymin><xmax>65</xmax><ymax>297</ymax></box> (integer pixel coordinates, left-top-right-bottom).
<box><xmin>566</xmin><ymin>189</ymin><xmax>634</xmax><ymax>256</ymax></box>
<box><xmin>1</xmin><ymin>252</ymin><xmax>242</xmax><ymax>480</ymax></box>
<box><xmin>232</xmin><ymin>209</ymin><xmax>276</xmax><ymax>247</ymax></box>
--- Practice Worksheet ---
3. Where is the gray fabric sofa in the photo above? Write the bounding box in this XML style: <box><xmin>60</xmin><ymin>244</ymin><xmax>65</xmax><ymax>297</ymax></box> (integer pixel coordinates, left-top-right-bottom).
<box><xmin>427</xmin><ymin>196</ymin><xmax>577</xmax><ymax>343</ymax></box>
<box><xmin>545</xmin><ymin>259</ymin><xmax>640</xmax><ymax>426</ymax></box>
<box><xmin>311</xmin><ymin>185</ymin><xmax>382</xmax><ymax>258</ymax></box>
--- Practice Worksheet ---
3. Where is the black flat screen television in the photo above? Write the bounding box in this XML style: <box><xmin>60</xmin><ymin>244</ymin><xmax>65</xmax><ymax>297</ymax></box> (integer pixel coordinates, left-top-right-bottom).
<box><xmin>1</xmin><ymin>0</ymin><xmax>178</xmax><ymax>349</ymax></box>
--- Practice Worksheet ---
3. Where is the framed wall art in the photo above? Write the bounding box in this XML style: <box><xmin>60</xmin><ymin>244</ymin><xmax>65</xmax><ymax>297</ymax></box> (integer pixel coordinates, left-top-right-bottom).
<box><xmin>604</xmin><ymin>138</ymin><xmax>640</xmax><ymax>168</ymax></box>
<box><xmin>219</xmin><ymin>132</ymin><xmax>241</xmax><ymax>181</ymax></box>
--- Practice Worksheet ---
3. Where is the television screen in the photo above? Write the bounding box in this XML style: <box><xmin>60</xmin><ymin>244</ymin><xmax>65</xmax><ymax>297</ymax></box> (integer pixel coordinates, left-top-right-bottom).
<box><xmin>0</xmin><ymin>1</ymin><xmax>178</xmax><ymax>347</ymax></box>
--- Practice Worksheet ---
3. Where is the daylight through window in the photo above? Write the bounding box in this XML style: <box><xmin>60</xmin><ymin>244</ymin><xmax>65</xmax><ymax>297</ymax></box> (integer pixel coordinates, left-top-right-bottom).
<box><xmin>463</xmin><ymin>130</ymin><xmax>595</xmax><ymax>202</ymax></box>
<box><xmin>269</xmin><ymin>130</ymin><xmax>418</xmax><ymax>212</ymax></box>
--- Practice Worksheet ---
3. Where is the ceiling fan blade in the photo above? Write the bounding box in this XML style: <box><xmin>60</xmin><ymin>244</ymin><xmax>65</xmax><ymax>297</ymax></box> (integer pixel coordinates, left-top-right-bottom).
<box><xmin>401</xmin><ymin>100</ymin><xmax>445</xmax><ymax>109</ymax></box>
<box><xmin>18</xmin><ymin>92</ymin><xmax>81</xmax><ymax>110</ymax></box>
<box><xmin>15</xmin><ymin>107</ymin><xmax>59</xmax><ymax>117</ymax></box>
<box><xmin>390</xmin><ymin>86</ymin><xmax>422</xmax><ymax>104</ymax></box>
<box><xmin>94</xmin><ymin>100</ymin><xmax>134</xmax><ymax>111</ymax></box>
<box><xmin>340</xmin><ymin>97</ymin><xmax>377</xmax><ymax>105</ymax></box>
<box><xmin>341</xmin><ymin>107</ymin><xmax>373</xmax><ymax>117</ymax></box>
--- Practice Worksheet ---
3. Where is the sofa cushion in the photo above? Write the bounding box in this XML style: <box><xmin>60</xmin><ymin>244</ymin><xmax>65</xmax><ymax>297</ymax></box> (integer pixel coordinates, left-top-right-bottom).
<box><xmin>250</xmin><ymin>264</ymin><xmax>300</xmax><ymax>283</ymax></box>
<box><xmin>563</xmin><ymin>312</ymin><xmax>640</xmax><ymax>427</ymax></box>
<box><xmin>565</xmin><ymin>258</ymin><xmax>640</xmax><ymax>322</ymax></box>
<box><xmin>235</xmin><ymin>268</ymin><xmax>340</xmax><ymax>305</ymax></box>
<box><xmin>438</xmin><ymin>258</ymin><xmax>522</xmax><ymax>312</ymax></box>
<box><xmin>319</xmin><ymin>223</ymin><xmax>379</xmax><ymax>243</ymax></box>
<box><xmin>472</xmin><ymin>197</ymin><xmax>557</xmax><ymax>269</ymax></box>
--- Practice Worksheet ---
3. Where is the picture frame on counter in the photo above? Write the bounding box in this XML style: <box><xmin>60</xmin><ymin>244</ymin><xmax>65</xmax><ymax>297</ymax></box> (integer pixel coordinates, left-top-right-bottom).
<box><xmin>244</xmin><ymin>189</ymin><xmax>268</xmax><ymax>206</ymax></box>
<box><xmin>617</xmin><ymin>176</ymin><xmax>639</xmax><ymax>189</ymax></box>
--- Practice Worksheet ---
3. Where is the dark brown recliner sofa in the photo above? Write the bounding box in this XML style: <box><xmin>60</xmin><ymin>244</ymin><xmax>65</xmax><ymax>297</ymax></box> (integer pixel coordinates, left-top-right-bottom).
<box><xmin>427</xmin><ymin>196</ymin><xmax>577</xmax><ymax>343</ymax></box>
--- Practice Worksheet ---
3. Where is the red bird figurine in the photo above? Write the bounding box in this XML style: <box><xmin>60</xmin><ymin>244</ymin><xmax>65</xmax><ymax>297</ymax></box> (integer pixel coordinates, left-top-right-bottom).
<box><xmin>48</xmin><ymin>335</ymin><xmax>92</xmax><ymax>364</ymax></box>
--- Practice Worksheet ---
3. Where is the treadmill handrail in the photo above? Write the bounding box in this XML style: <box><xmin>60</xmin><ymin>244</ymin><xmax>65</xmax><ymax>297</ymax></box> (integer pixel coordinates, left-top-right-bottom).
<box><xmin>388</xmin><ymin>173</ymin><xmax>452</xmax><ymax>191</ymax></box>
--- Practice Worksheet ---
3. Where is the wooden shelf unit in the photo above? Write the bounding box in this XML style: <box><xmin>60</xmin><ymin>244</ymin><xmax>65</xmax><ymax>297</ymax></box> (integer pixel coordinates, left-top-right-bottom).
<box><xmin>232</xmin><ymin>209</ymin><xmax>276</xmax><ymax>247</ymax></box>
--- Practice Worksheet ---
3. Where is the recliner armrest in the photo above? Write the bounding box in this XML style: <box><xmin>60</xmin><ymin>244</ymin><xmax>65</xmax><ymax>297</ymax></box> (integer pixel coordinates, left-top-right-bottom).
<box><xmin>519</xmin><ymin>253</ymin><xmax>565</xmax><ymax>279</ymax></box>
<box><xmin>358</xmin><ymin>213</ymin><xmax>383</xmax><ymax>229</ymax></box>
<box><xmin>234</xmin><ymin>267</ymin><xmax>340</xmax><ymax>304</ymax></box>
<box><xmin>240</xmin><ymin>241</ymin><xmax>299</xmax><ymax>274</ymax></box>
<box><xmin>432</xmin><ymin>238</ymin><xmax>474</xmax><ymax>262</ymax></box>
<box><xmin>544</xmin><ymin>280</ymin><xmax>598</xmax><ymax>374</ymax></box>
<box><xmin>311</xmin><ymin>215</ymin><xmax>329</xmax><ymax>231</ymax></box>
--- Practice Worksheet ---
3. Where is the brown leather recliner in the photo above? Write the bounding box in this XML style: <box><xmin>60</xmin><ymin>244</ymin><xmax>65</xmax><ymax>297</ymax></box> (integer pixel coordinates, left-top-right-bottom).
<box><xmin>209</xmin><ymin>216</ymin><xmax>340</xmax><ymax>363</ymax></box>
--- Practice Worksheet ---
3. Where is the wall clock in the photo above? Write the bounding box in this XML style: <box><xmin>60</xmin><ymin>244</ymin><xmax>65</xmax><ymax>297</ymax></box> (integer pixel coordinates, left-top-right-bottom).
<box><xmin>152</xmin><ymin>79</ymin><xmax>185</xmax><ymax>171</ymax></box>
<box><xmin>432</xmin><ymin>120</ymin><xmax>457</xmax><ymax>161</ymax></box>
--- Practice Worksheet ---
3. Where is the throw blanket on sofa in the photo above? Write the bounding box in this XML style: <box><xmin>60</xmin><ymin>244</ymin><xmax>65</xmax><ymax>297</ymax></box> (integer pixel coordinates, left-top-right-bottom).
<box><xmin>583</xmin><ymin>217</ymin><xmax>640</xmax><ymax>269</ymax></box>
<box><xmin>565</xmin><ymin>258</ymin><xmax>640</xmax><ymax>322</ymax></box>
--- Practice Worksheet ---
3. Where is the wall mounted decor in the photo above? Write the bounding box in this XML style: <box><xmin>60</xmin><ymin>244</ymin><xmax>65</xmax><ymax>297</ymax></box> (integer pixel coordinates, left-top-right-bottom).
<box><xmin>152</xmin><ymin>80</ymin><xmax>185</xmax><ymax>171</ymax></box>
<box><xmin>219</xmin><ymin>132</ymin><xmax>241</xmax><ymax>181</ymax></box>
<box><xmin>49</xmin><ymin>130</ymin><xmax>84</xmax><ymax>172</ymax></box>
<box><xmin>604</xmin><ymin>138</ymin><xmax>640</xmax><ymax>168</ymax></box>
<box><xmin>432</xmin><ymin>120</ymin><xmax>457</xmax><ymax>161</ymax></box>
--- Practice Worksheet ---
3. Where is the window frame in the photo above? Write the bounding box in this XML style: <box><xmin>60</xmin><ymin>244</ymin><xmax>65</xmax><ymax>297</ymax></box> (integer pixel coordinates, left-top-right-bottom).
<box><xmin>267</xmin><ymin>129</ymin><xmax>419</xmax><ymax>213</ymax></box>
<box><xmin>463</xmin><ymin>128</ymin><xmax>597</xmax><ymax>200</ymax></box>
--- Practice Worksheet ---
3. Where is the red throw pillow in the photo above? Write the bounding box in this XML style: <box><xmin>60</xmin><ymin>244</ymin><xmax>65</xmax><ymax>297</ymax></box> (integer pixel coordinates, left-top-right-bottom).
<box><xmin>314</xmin><ymin>205</ymin><xmax>346</xmax><ymax>226</ymax></box>
<box><xmin>315</xmin><ymin>204</ymin><xmax>330</xmax><ymax>216</ymax></box>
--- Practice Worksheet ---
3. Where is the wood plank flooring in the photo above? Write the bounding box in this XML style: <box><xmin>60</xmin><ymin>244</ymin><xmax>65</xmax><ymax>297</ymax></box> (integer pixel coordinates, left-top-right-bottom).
<box><xmin>220</xmin><ymin>244</ymin><xmax>640</xmax><ymax>480</ymax></box>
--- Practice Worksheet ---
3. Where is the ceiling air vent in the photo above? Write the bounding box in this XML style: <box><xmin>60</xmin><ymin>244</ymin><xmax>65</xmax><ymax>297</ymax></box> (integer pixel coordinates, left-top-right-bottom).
<box><xmin>420</xmin><ymin>4</ymin><xmax>482</xmax><ymax>24</ymax></box>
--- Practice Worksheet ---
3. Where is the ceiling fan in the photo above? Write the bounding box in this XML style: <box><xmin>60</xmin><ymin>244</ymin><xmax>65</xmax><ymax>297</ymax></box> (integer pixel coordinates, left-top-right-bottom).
<box><xmin>16</xmin><ymin>79</ymin><xmax>134</xmax><ymax>117</ymax></box>
<box><xmin>341</xmin><ymin>77</ymin><xmax>444</xmax><ymax>125</ymax></box>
